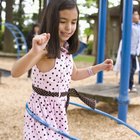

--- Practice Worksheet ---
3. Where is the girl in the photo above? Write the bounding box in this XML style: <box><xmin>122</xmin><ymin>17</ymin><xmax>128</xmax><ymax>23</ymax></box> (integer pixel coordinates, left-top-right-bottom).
<box><xmin>11</xmin><ymin>0</ymin><xmax>113</xmax><ymax>139</ymax></box>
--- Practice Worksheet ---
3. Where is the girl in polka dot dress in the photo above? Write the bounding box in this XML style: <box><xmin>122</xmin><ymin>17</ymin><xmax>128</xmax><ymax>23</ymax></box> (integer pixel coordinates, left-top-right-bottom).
<box><xmin>11</xmin><ymin>0</ymin><xmax>113</xmax><ymax>139</ymax></box>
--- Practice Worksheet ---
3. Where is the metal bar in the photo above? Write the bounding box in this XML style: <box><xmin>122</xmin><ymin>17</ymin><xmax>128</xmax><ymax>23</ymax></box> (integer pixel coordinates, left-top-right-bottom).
<box><xmin>2</xmin><ymin>22</ymin><xmax>28</xmax><ymax>58</ymax></box>
<box><xmin>96</xmin><ymin>0</ymin><xmax>107</xmax><ymax>83</ymax></box>
<box><xmin>118</xmin><ymin>0</ymin><xmax>133</xmax><ymax>122</ymax></box>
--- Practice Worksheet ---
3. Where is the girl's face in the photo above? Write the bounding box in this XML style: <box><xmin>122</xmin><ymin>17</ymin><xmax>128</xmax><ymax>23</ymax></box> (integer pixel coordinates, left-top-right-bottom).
<box><xmin>34</xmin><ymin>26</ymin><xmax>40</xmax><ymax>34</ymax></box>
<box><xmin>59</xmin><ymin>8</ymin><xmax>78</xmax><ymax>46</ymax></box>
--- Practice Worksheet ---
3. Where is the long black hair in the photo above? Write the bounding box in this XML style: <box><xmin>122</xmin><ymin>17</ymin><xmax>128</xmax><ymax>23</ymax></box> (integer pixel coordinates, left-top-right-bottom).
<box><xmin>40</xmin><ymin>0</ymin><xmax>79</xmax><ymax>58</ymax></box>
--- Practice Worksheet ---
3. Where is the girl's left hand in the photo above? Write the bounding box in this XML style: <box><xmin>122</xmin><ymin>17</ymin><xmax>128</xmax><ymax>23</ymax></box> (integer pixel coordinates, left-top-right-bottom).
<box><xmin>102</xmin><ymin>59</ymin><xmax>113</xmax><ymax>71</ymax></box>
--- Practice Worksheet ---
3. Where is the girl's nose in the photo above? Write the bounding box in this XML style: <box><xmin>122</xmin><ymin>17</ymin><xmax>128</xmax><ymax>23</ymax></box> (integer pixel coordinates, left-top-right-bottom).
<box><xmin>65</xmin><ymin>23</ymin><xmax>71</xmax><ymax>31</ymax></box>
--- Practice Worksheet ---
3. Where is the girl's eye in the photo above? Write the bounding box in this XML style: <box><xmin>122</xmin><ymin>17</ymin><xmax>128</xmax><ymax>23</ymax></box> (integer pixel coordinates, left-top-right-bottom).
<box><xmin>60</xmin><ymin>21</ymin><xmax>66</xmax><ymax>23</ymax></box>
<box><xmin>72</xmin><ymin>22</ymin><xmax>76</xmax><ymax>25</ymax></box>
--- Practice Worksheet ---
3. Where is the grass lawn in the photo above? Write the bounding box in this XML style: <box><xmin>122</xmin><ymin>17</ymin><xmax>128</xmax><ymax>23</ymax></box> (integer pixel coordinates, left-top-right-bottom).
<box><xmin>73</xmin><ymin>54</ymin><xmax>95</xmax><ymax>63</ymax></box>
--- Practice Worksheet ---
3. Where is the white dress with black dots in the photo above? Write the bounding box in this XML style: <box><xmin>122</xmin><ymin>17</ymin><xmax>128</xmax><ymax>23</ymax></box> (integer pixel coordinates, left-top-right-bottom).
<box><xmin>24</xmin><ymin>51</ymin><xmax>73</xmax><ymax>140</ymax></box>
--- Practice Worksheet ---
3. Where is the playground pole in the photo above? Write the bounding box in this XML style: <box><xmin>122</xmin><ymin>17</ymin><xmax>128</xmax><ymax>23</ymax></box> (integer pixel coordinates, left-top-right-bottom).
<box><xmin>96</xmin><ymin>0</ymin><xmax>107</xmax><ymax>83</ymax></box>
<box><xmin>118</xmin><ymin>0</ymin><xmax>133</xmax><ymax>122</ymax></box>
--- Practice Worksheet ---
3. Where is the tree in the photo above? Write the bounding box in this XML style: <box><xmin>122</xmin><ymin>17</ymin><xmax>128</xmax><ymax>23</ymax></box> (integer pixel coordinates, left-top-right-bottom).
<box><xmin>38</xmin><ymin>0</ymin><xmax>48</xmax><ymax>21</ymax></box>
<box><xmin>78</xmin><ymin>0</ymin><xmax>98</xmax><ymax>42</ymax></box>
<box><xmin>3</xmin><ymin>0</ymin><xmax>15</xmax><ymax>52</ymax></box>
<box><xmin>78</xmin><ymin>0</ymin><xmax>99</xmax><ymax>64</ymax></box>
<box><xmin>0</xmin><ymin>0</ymin><xmax>3</xmax><ymax>31</ymax></box>
<box><xmin>79</xmin><ymin>0</ymin><xmax>124</xmax><ymax>64</ymax></box>
<box><xmin>13</xmin><ymin>0</ymin><xmax>25</xmax><ymax>30</ymax></box>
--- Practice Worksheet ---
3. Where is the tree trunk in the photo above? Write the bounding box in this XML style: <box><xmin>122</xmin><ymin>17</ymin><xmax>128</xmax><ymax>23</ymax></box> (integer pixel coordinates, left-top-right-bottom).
<box><xmin>17</xmin><ymin>0</ymin><xmax>24</xmax><ymax>29</ymax></box>
<box><xmin>138</xmin><ymin>2</ymin><xmax>140</xmax><ymax>14</ymax></box>
<box><xmin>44</xmin><ymin>0</ymin><xmax>47</xmax><ymax>7</ymax></box>
<box><xmin>119</xmin><ymin>0</ymin><xmax>123</xmax><ymax>39</ymax></box>
<box><xmin>92</xmin><ymin>17</ymin><xmax>98</xmax><ymax>65</ymax></box>
<box><xmin>0</xmin><ymin>0</ymin><xmax>2</xmax><ymax>31</ymax></box>
<box><xmin>38</xmin><ymin>0</ymin><xmax>42</xmax><ymax>21</ymax></box>
<box><xmin>3</xmin><ymin>0</ymin><xmax>14</xmax><ymax>52</ymax></box>
<box><xmin>106</xmin><ymin>3</ymin><xmax>112</xmax><ymax>59</ymax></box>
<box><xmin>92</xmin><ymin>0</ymin><xmax>100</xmax><ymax>65</ymax></box>
<box><xmin>38</xmin><ymin>0</ymin><xmax>48</xmax><ymax>22</ymax></box>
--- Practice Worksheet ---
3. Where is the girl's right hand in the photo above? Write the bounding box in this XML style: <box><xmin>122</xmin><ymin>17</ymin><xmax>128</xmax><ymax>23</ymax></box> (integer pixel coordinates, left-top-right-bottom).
<box><xmin>31</xmin><ymin>33</ymin><xmax>50</xmax><ymax>54</ymax></box>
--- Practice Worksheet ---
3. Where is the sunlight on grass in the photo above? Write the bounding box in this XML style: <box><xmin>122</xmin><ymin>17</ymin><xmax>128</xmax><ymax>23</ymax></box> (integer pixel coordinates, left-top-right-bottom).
<box><xmin>73</xmin><ymin>55</ymin><xmax>95</xmax><ymax>63</ymax></box>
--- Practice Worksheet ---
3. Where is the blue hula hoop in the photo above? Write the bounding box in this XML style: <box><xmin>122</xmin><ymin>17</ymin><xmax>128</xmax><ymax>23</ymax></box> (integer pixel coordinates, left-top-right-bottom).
<box><xmin>26</xmin><ymin>103</ymin><xmax>79</xmax><ymax>140</ymax></box>
<box><xmin>26</xmin><ymin>102</ymin><xmax>140</xmax><ymax>139</ymax></box>
<box><xmin>69</xmin><ymin>102</ymin><xmax>140</xmax><ymax>136</ymax></box>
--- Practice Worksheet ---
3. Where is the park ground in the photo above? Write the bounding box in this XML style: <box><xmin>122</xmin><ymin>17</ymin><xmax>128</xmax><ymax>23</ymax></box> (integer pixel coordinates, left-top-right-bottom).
<box><xmin>0</xmin><ymin>56</ymin><xmax>140</xmax><ymax>140</ymax></box>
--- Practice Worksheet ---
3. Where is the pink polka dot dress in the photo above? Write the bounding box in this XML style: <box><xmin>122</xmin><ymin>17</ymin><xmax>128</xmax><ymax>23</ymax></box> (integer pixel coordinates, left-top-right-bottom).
<box><xmin>24</xmin><ymin>50</ymin><xmax>73</xmax><ymax>140</ymax></box>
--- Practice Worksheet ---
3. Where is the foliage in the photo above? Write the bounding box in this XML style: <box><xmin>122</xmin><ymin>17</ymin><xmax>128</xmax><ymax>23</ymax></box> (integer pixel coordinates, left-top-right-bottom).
<box><xmin>81</xmin><ymin>0</ymin><xmax>97</xmax><ymax>8</ymax></box>
<box><xmin>74</xmin><ymin>54</ymin><xmax>95</xmax><ymax>63</ymax></box>
<box><xmin>13</xmin><ymin>4</ymin><xmax>25</xmax><ymax>31</ymax></box>
<box><xmin>85</xmin><ymin>40</ymin><xmax>93</xmax><ymax>55</ymax></box>
<box><xmin>0</xmin><ymin>31</ymin><xmax>4</xmax><ymax>50</ymax></box>
<box><xmin>78</xmin><ymin>0</ymin><xmax>98</xmax><ymax>54</ymax></box>
<box><xmin>0</xmin><ymin>23</ymin><xmax>5</xmax><ymax>50</ymax></box>
<box><xmin>84</xmin><ymin>27</ymin><xmax>93</xmax><ymax>37</ymax></box>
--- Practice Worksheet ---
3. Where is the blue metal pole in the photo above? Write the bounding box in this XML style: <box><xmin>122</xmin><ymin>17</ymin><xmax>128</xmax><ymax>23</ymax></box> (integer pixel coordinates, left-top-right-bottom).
<box><xmin>96</xmin><ymin>0</ymin><xmax>107</xmax><ymax>83</ymax></box>
<box><xmin>118</xmin><ymin>0</ymin><xmax>133</xmax><ymax>122</ymax></box>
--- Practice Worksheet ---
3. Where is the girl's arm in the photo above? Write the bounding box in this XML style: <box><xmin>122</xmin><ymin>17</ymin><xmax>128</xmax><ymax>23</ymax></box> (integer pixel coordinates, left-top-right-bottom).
<box><xmin>11</xmin><ymin>33</ymin><xmax>50</xmax><ymax>77</ymax></box>
<box><xmin>71</xmin><ymin>59</ymin><xmax>113</xmax><ymax>81</ymax></box>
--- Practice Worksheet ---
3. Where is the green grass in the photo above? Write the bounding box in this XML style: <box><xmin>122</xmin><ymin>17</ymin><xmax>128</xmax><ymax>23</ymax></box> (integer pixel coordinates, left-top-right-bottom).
<box><xmin>74</xmin><ymin>54</ymin><xmax>95</xmax><ymax>63</ymax></box>
<box><xmin>0</xmin><ymin>23</ymin><xmax>5</xmax><ymax>32</ymax></box>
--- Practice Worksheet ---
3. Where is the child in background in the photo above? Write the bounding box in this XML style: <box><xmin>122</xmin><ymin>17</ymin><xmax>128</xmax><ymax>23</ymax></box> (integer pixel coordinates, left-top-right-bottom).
<box><xmin>114</xmin><ymin>8</ymin><xmax>140</xmax><ymax>92</ymax></box>
<box><xmin>11</xmin><ymin>0</ymin><xmax>113</xmax><ymax>139</ymax></box>
<box><xmin>26</xmin><ymin>23</ymin><xmax>40</xmax><ymax>78</ymax></box>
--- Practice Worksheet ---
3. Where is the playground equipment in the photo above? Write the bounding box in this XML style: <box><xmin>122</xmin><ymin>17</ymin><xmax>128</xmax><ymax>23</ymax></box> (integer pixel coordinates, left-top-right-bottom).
<box><xmin>0</xmin><ymin>22</ymin><xmax>28</xmax><ymax>58</ymax></box>
<box><xmin>0</xmin><ymin>68</ymin><xmax>11</xmax><ymax>84</ymax></box>
<box><xmin>0</xmin><ymin>68</ymin><xmax>11</xmax><ymax>77</ymax></box>
<box><xmin>0</xmin><ymin>23</ymin><xmax>27</xmax><ymax>83</ymax></box>
<box><xmin>76</xmin><ymin>0</ymin><xmax>134</xmax><ymax>123</ymax></box>
<box><xmin>73</xmin><ymin>41</ymin><xmax>87</xmax><ymax>58</ymax></box>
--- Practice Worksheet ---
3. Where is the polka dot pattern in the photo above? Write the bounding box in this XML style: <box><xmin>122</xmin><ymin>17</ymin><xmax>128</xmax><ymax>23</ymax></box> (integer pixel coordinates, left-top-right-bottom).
<box><xmin>24</xmin><ymin>51</ymin><xmax>73</xmax><ymax>140</ymax></box>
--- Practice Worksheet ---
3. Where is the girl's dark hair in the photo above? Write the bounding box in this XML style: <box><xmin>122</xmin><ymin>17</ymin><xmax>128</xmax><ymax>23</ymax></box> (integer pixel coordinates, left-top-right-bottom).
<box><xmin>40</xmin><ymin>0</ymin><xmax>79</xmax><ymax>58</ymax></box>
<box><xmin>31</xmin><ymin>23</ymin><xmax>40</xmax><ymax>34</ymax></box>
<box><xmin>133</xmin><ymin>7</ymin><xmax>139</xmax><ymax>14</ymax></box>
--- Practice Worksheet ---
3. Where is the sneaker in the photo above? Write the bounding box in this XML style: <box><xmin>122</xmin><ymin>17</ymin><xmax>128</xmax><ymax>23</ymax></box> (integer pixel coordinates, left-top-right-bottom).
<box><xmin>129</xmin><ymin>87</ymin><xmax>137</xmax><ymax>93</ymax></box>
<box><xmin>132</xmin><ymin>84</ymin><xmax>136</xmax><ymax>88</ymax></box>
<box><xmin>131</xmin><ymin>87</ymin><xmax>137</xmax><ymax>92</ymax></box>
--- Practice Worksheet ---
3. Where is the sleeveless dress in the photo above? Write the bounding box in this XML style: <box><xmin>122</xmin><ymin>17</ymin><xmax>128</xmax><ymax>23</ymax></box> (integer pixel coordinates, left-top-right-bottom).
<box><xmin>24</xmin><ymin>51</ymin><xmax>73</xmax><ymax>140</ymax></box>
